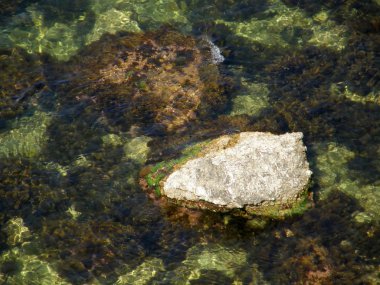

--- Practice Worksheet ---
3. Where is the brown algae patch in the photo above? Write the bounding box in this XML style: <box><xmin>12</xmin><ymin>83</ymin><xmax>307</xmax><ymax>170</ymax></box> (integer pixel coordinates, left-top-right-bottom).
<box><xmin>0</xmin><ymin>48</ymin><xmax>45</xmax><ymax>120</ymax></box>
<box><xmin>47</xmin><ymin>27</ymin><xmax>226</xmax><ymax>134</ymax></box>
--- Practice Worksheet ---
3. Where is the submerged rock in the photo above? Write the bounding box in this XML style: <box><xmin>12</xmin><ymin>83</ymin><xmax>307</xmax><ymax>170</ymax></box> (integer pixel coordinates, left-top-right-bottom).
<box><xmin>47</xmin><ymin>27</ymin><xmax>226</xmax><ymax>134</ymax></box>
<box><xmin>141</xmin><ymin>132</ymin><xmax>312</xmax><ymax>218</ymax></box>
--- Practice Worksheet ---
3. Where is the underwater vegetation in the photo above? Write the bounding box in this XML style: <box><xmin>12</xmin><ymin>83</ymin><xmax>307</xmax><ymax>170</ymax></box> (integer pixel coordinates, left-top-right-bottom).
<box><xmin>0</xmin><ymin>110</ymin><xmax>51</xmax><ymax>159</ymax></box>
<box><xmin>141</xmin><ymin>134</ymin><xmax>312</xmax><ymax>227</ymax></box>
<box><xmin>41</xmin><ymin>27</ymin><xmax>227</xmax><ymax>163</ymax></box>
<box><xmin>0</xmin><ymin>0</ymin><xmax>24</xmax><ymax>17</ymax></box>
<box><xmin>0</xmin><ymin>159</ymin><xmax>68</xmax><ymax>227</ymax></box>
<box><xmin>0</xmin><ymin>48</ymin><xmax>45</xmax><ymax>121</ymax></box>
<box><xmin>251</xmin><ymin>191</ymin><xmax>380</xmax><ymax>284</ymax></box>
<box><xmin>0</xmin><ymin>0</ymin><xmax>379</xmax><ymax>284</ymax></box>
<box><xmin>0</xmin><ymin>0</ymin><xmax>189</xmax><ymax>61</ymax></box>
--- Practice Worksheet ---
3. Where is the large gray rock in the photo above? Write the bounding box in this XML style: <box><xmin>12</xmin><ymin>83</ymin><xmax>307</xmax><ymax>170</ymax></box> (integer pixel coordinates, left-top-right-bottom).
<box><xmin>162</xmin><ymin>132</ymin><xmax>312</xmax><ymax>208</ymax></box>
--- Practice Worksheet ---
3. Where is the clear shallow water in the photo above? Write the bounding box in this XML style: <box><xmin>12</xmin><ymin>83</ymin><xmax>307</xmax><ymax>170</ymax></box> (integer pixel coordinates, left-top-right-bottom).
<box><xmin>0</xmin><ymin>0</ymin><xmax>379</xmax><ymax>284</ymax></box>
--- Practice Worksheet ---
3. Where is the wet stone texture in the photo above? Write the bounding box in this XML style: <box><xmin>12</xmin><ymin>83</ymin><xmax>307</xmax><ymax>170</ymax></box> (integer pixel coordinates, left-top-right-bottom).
<box><xmin>142</xmin><ymin>132</ymin><xmax>312</xmax><ymax>217</ymax></box>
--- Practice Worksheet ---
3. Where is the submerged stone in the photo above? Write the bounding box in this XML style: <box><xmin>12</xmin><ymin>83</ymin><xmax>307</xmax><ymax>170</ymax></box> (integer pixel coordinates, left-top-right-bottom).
<box><xmin>141</xmin><ymin>132</ymin><xmax>312</xmax><ymax>218</ymax></box>
<box><xmin>47</xmin><ymin>27</ymin><xmax>226</xmax><ymax>134</ymax></box>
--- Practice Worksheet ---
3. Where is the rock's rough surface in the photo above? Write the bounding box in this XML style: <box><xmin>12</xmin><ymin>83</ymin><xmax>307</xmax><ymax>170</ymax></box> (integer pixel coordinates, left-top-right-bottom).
<box><xmin>162</xmin><ymin>132</ymin><xmax>312</xmax><ymax>209</ymax></box>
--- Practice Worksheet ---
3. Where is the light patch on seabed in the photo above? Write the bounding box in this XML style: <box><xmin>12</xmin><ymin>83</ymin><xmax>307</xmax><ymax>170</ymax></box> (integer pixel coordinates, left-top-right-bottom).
<box><xmin>5</xmin><ymin>5</ymin><xmax>81</xmax><ymax>61</ymax></box>
<box><xmin>330</xmin><ymin>83</ymin><xmax>380</xmax><ymax>105</ymax></box>
<box><xmin>0</xmin><ymin>110</ymin><xmax>51</xmax><ymax>159</ymax></box>
<box><xmin>2</xmin><ymin>217</ymin><xmax>31</xmax><ymax>247</ymax></box>
<box><xmin>116</xmin><ymin>258</ymin><xmax>164</xmax><ymax>285</ymax></box>
<box><xmin>102</xmin><ymin>133</ymin><xmax>152</xmax><ymax>164</ymax></box>
<box><xmin>66</xmin><ymin>205</ymin><xmax>82</xmax><ymax>220</ymax></box>
<box><xmin>101</xmin><ymin>133</ymin><xmax>124</xmax><ymax>147</ymax></box>
<box><xmin>85</xmin><ymin>8</ymin><xmax>141</xmax><ymax>45</ymax></box>
<box><xmin>230</xmin><ymin>80</ymin><xmax>270</xmax><ymax>116</ymax></box>
<box><xmin>123</xmin><ymin>136</ymin><xmax>152</xmax><ymax>165</ymax></box>
<box><xmin>1</xmin><ymin>0</ymin><xmax>190</xmax><ymax>60</ymax></box>
<box><xmin>0</xmin><ymin>248</ymin><xmax>70</xmax><ymax>285</ymax></box>
<box><xmin>312</xmin><ymin>142</ymin><xmax>380</xmax><ymax>222</ymax></box>
<box><xmin>0</xmin><ymin>219</ymin><xmax>69</xmax><ymax>284</ymax></box>
<box><xmin>215</xmin><ymin>0</ymin><xmax>348</xmax><ymax>51</ymax></box>
<box><xmin>160</xmin><ymin>243</ymin><xmax>248</xmax><ymax>284</ymax></box>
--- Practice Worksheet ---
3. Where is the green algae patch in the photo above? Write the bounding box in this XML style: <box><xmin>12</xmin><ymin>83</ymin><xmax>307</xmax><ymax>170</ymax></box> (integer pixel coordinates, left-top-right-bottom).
<box><xmin>0</xmin><ymin>220</ymin><xmax>69</xmax><ymax>285</ymax></box>
<box><xmin>116</xmin><ymin>258</ymin><xmax>164</xmax><ymax>285</ymax></box>
<box><xmin>312</xmin><ymin>142</ymin><xmax>380</xmax><ymax>222</ymax></box>
<box><xmin>2</xmin><ymin>217</ymin><xmax>31</xmax><ymax>247</ymax></box>
<box><xmin>215</xmin><ymin>0</ymin><xmax>348</xmax><ymax>52</ymax></box>
<box><xmin>1</xmin><ymin>0</ymin><xmax>190</xmax><ymax>61</ymax></box>
<box><xmin>229</xmin><ymin>80</ymin><xmax>270</xmax><ymax>117</ymax></box>
<box><xmin>0</xmin><ymin>111</ymin><xmax>51</xmax><ymax>159</ymax></box>
<box><xmin>4</xmin><ymin>4</ymin><xmax>81</xmax><ymax>61</ymax></box>
<box><xmin>245</xmin><ymin>191</ymin><xmax>312</xmax><ymax>220</ymax></box>
<box><xmin>85</xmin><ymin>8</ymin><xmax>141</xmax><ymax>45</ymax></box>
<box><xmin>330</xmin><ymin>83</ymin><xmax>380</xmax><ymax>105</ymax></box>
<box><xmin>0</xmin><ymin>248</ymin><xmax>70</xmax><ymax>285</ymax></box>
<box><xmin>158</xmin><ymin>243</ymin><xmax>248</xmax><ymax>284</ymax></box>
<box><xmin>123</xmin><ymin>136</ymin><xmax>152</xmax><ymax>165</ymax></box>
<box><xmin>90</xmin><ymin>0</ymin><xmax>190</xmax><ymax>32</ymax></box>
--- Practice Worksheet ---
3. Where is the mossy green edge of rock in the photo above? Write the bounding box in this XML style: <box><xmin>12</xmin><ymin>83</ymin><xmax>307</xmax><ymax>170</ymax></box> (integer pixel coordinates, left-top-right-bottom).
<box><xmin>244</xmin><ymin>189</ymin><xmax>312</xmax><ymax>220</ymax></box>
<box><xmin>141</xmin><ymin>135</ymin><xmax>312</xmax><ymax>220</ymax></box>
<box><xmin>142</xmin><ymin>140</ymin><xmax>211</xmax><ymax>197</ymax></box>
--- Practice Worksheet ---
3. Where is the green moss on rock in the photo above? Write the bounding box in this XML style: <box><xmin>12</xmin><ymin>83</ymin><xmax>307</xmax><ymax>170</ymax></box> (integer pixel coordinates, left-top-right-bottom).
<box><xmin>142</xmin><ymin>140</ymin><xmax>210</xmax><ymax>197</ymax></box>
<box><xmin>141</xmin><ymin>134</ymin><xmax>312</xmax><ymax>220</ymax></box>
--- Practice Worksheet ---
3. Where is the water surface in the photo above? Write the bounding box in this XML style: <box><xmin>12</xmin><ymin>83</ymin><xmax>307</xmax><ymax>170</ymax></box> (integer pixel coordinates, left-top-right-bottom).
<box><xmin>0</xmin><ymin>0</ymin><xmax>379</xmax><ymax>284</ymax></box>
